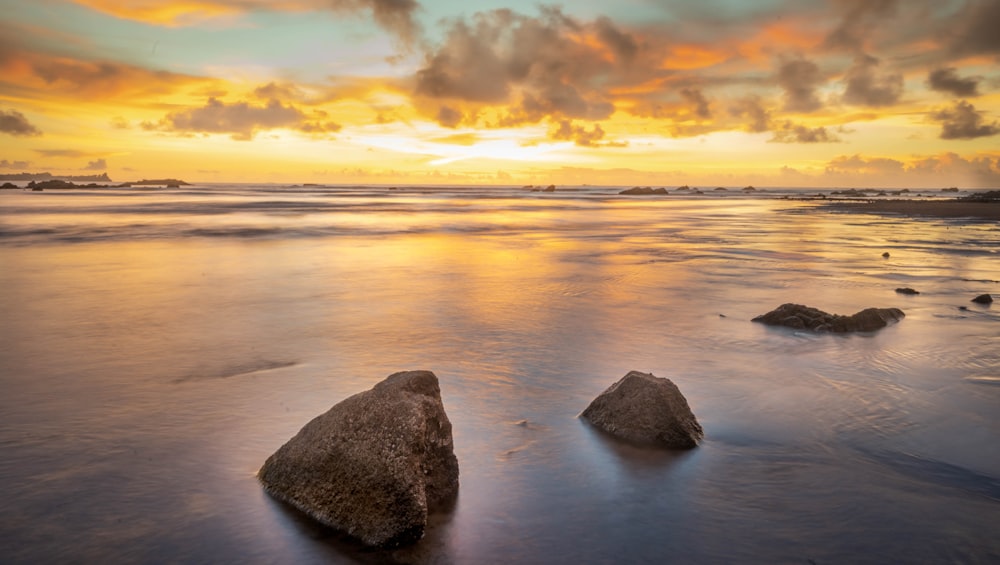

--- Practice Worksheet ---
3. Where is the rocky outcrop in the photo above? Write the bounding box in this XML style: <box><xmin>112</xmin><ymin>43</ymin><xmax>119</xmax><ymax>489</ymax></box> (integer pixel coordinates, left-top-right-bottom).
<box><xmin>752</xmin><ymin>303</ymin><xmax>905</xmax><ymax>332</ymax></box>
<box><xmin>580</xmin><ymin>371</ymin><xmax>703</xmax><ymax>449</ymax></box>
<box><xmin>619</xmin><ymin>186</ymin><xmax>668</xmax><ymax>195</ymax></box>
<box><xmin>258</xmin><ymin>370</ymin><xmax>459</xmax><ymax>548</ymax></box>
<box><xmin>971</xmin><ymin>294</ymin><xmax>994</xmax><ymax>304</ymax></box>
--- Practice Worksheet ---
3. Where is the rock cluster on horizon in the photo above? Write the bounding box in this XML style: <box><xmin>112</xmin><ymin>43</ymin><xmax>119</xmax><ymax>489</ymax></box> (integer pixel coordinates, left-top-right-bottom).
<box><xmin>752</xmin><ymin>303</ymin><xmax>904</xmax><ymax>332</ymax></box>
<box><xmin>619</xmin><ymin>186</ymin><xmax>668</xmax><ymax>195</ymax></box>
<box><xmin>580</xmin><ymin>371</ymin><xmax>703</xmax><ymax>449</ymax></box>
<box><xmin>258</xmin><ymin>370</ymin><xmax>459</xmax><ymax>548</ymax></box>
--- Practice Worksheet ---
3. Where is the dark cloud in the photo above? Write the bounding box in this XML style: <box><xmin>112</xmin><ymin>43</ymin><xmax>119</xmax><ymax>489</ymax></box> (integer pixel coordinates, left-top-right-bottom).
<box><xmin>842</xmin><ymin>55</ymin><xmax>903</xmax><ymax>107</ymax></box>
<box><xmin>824</xmin><ymin>0</ymin><xmax>898</xmax><ymax>52</ymax></box>
<box><xmin>1</xmin><ymin>159</ymin><xmax>31</xmax><ymax>169</ymax></box>
<box><xmin>927</xmin><ymin>68</ymin><xmax>980</xmax><ymax>97</ymax></box>
<box><xmin>364</xmin><ymin>0</ymin><xmax>421</xmax><ymax>47</ymax></box>
<box><xmin>0</xmin><ymin>109</ymin><xmax>41</xmax><ymax>136</ymax></box>
<box><xmin>770</xmin><ymin>121</ymin><xmax>840</xmax><ymax>143</ymax></box>
<box><xmin>680</xmin><ymin>88</ymin><xmax>711</xmax><ymax>119</ymax></box>
<box><xmin>950</xmin><ymin>0</ymin><xmax>1000</xmax><ymax>56</ymax></box>
<box><xmin>728</xmin><ymin>97</ymin><xmax>772</xmax><ymax>133</ymax></box>
<box><xmin>931</xmin><ymin>100</ymin><xmax>999</xmax><ymax>140</ymax></box>
<box><xmin>414</xmin><ymin>7</ymin><xmax>632</xmax><ymax>126</ymax></box>
<box><xmin>778</xmin><ymin>59</ymin><xmax>823</xmax><ymax>112</ymax></box>
<box><xmin>83</xmin><ymin>158</ymin><xmax>107</xmax><ymax>170</ymax></box>
<box><xmin>594</xmin><ymin>16</ymin><xmax>638</xmax><ymax>64</ymax></box>
<box><xmin>436</xmin><ymin>106</ymin><xmax>462</xmax><ymax>128</ymax></box>
<box><xmin>148</xmin><ymin>98</ymin><xmax>341</xmax><ymax>140</ymax></box>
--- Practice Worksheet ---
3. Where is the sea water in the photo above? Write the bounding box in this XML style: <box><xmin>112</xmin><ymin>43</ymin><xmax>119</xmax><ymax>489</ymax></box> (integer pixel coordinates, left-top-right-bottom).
<box><xmin>1</xmin><ymin>185</ymin><xmax>998</xmax><ymax>564</ymax></box>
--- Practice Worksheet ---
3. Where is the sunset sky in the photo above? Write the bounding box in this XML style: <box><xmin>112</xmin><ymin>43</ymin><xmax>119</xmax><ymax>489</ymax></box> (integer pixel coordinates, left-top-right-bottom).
<box><xmin>1</xmin><ymin>0</ymin><xmax>998</xmax><ymax>187</ymax></box>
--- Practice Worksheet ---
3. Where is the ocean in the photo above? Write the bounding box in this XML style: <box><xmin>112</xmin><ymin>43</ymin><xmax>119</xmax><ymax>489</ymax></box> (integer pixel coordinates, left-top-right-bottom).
<box><xmin>1</xmin><ymin>184</ymin><xmax>998</xmax><ymax>563</ymax></box>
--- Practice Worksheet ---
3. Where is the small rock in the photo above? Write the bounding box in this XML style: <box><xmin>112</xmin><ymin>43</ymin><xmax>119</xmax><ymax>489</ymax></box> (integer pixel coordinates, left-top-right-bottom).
<box><xmin>882</xmin><ymin>252</ymin><xmax>890</xmax><ymax>258</ymax></box>
<box><xmin>580</xmin><ymin>371</ymin><xmax>703</xmax><ymax>449</ymax></box>
<box><xmin>971</xmin><ymin>294</ymin><xmax>994</xmax><ymax>304</ymax></box>
<box><xmin>752</xmin><ymin>303</ymin><xmax>904</xmax><ymax>333</ymax></box>
<box><xmin>895</xmin><ymin>288</ymin><xmax>920</xmax><ymax>295</ymax></box>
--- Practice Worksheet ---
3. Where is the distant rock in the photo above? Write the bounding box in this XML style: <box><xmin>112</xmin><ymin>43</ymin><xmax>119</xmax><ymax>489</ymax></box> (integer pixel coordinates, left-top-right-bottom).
<box><xmin>895</xmin><ymin>288</ymin><xmax>920</xmax><ymax>295</ymax></box>
<box><xmin>752</xmin><ymin>303</ymin><xmax>905</xmax><ymax>332</ymax></box>
<box><xmin>619</xmin><ymin>186</ymin><xmax>668</xmax><ymax>195</ymax></box>
<box><xmin>129</xmin><ymin>178</ymin><xmax>190</xmax><ymax>187</ymax></box>
<box><xmin>258</xmin><ymin>370</ymin><xmax>459</xmax><ymax>548</ymax></box>
<box><xmin>676</xmin><ymin>185</ymin><xmax>691</xmax><ymax>191</ymax></box>
<box><xmin>960</xmin><ymin>190</ymin><xmax>1000</xmax><ymax>202</ymax></box>
<box><xmin>743</xmin><ymin>185</ymin><xmax>756</xmax><ymax>191</ymax></box>
<box><xmin>1</xmin><ymin>182</ymin><xmax>17</xmax><ymax>189</ymax></box>
<box><xmin>942</xmin><ymin>187</ymin><xmax>959</xmax><ymax>192</ymax></box>
<box><xmin>714</xmin><ymin>187</ymin><xmax>728</xmax><ymax>191</ymax></box>
<box><xmin>580</xmin><ymin>371</ymin><xmax>703</xmax><ymax>449</ymax></box>
<box><xmin>971</xmin><ymin>294</ymin><xmax>994</xmax><ymax>304</ymax></box>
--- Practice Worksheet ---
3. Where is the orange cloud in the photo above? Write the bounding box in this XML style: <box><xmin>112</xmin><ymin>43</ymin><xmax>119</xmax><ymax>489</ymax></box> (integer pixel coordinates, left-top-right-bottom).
<box><xmin>662</xmin><ymin>44</ymin><xmax>729</xmax><ymax>70</ymax></box>
<box><xmin>0</xmin><ymin>47</ymin><xmax>210</xmax><ymax>104</ymax></box>
<box><xmin>70</xmin><ymin>0</ymin><xmax>421</xmax><ymax>45</ymax></box>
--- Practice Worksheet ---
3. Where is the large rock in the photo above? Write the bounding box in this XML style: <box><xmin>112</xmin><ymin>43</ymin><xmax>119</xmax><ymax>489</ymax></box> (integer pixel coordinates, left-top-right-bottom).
<box><xmin>752</xmin><ymin>303</ymin><xmax>904</xmax><ymax>332</ymax></box>
<box><xmin>971</xmin><ymin>294</ymin><xmax>994</xmax><ymax>304</ymax></box>
<box><xmin>258</xmin><ymin>370</ymin><xmax>459</xmax><ymax>547</ymax></box>
<box><xmin>581</xmin><ymin>371</ymin><xmax>703</xmax><ymax>449</ymax></box>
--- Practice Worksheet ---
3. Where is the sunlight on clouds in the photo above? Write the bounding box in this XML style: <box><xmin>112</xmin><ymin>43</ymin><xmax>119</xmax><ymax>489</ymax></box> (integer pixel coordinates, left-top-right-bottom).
<box><xmin>353</xmin><ymin>124</ymin><xmax>576</xmax><ymax>166</ymax></box>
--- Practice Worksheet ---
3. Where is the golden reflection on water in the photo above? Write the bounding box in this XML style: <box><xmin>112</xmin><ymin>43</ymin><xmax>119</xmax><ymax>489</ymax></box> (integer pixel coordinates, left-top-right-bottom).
<box><xmin>1</xmin><ymin>190</ymin><xmax>999</xmax><ymax>563</ymax></box>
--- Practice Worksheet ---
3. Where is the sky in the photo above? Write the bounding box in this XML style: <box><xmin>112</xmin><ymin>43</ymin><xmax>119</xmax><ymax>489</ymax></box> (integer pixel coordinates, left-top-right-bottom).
<box><xmin>1</xmin><ymin>0</ymin><xmax>998</xmax><ymax>187</ymax></box>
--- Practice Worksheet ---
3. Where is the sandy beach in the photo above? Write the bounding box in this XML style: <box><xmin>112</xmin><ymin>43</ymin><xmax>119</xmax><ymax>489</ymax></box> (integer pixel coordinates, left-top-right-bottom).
<box><xmin>825</xmin><ymin>199</ymin><xmax>1000</xmax><ymax>220</ymax></box>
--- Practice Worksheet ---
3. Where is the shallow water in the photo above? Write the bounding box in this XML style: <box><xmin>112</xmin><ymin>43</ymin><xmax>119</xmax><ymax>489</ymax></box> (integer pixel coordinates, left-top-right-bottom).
<box><xmin>1</xmin><ymin>185</ymin><xmax>998</xmax><ymax>564</ymax></box>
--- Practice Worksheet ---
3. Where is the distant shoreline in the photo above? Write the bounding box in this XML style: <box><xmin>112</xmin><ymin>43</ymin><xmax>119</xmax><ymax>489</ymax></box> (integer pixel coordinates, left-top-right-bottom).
<box><xmin>824</xmin><ymin>199</ymin><xmax>1000</xmax><ymax>220</ymax></box>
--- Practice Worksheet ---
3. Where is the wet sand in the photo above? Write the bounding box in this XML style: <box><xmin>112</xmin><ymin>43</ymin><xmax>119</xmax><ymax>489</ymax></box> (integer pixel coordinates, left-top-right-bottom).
<box><xmin>825</xmin><ymin>199</ymin><xmax>1000</xmax><ymax>220</ymax></box>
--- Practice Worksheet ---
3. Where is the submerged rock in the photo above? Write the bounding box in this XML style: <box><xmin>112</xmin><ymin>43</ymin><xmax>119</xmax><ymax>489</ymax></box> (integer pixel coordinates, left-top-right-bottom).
<box><xmin>971</xmin><ymin>294</ymin><xmax>994</xmax><ymax>304</ymax></box>
<box><xmin>580</xmin><ymin>371</ymin><xmax>703</xmax><ymax>449</ymax></box>
<box><xmin>752</xmin><ymin>303</ymin><xmax>905</xmax><ymax>332</ymax></box>
<box><xmin>258</xmin><ymin>370</ymin><xmax>459</xmax><ymax>548</ymax></box>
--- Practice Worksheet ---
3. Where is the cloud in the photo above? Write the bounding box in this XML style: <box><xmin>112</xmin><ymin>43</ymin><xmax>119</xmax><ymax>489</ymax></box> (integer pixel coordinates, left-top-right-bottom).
<box><xmin>728</xmin><ymin>97</ymin><xmax>772</xmax><ymax>133</ymax></box>
<box><xmin>71</xmin><ymin>0</ymin><xmax>421</xmax><ymax>46</ymax></box>
<box><xmin>778</xmin><ymin>59</ymin><xmax>823</xmax><ymax>112</ymax></box>
<box><xmin>931</xmin><ymin>100</ymin><xmax>999</xmax><ymax>140</ymax></box>
<box><xmin>594</xmin><ymin>16</ymin><xmax>638</xmax><ymax>64</ymax></box>
<box><xmin>1</xmin><ymin>159</ymin><xmax>32</xmax><ymax>169</ymax></box>
<box><xmin>84</xmin><ymin>158</ymin><xmax>107</xmax><ymax>170</ymax></box>
<box><xmin>842</xmin><ymin>55</ymin><xmax>902</xmax><ymax>107</ymax></box>
<box><xmin>34</xmin><ymin>149</ymin><xmax>102</xmax><ymax>158</ymax></box>
<box><xmin>821</xmin><ymin>152</ymin><xmax>1000</xmax><ymax>187</ymax></box>
<box><xmin>825</xmin><ymin>154</ymin><xmax>905</xmax><ymax>174</ymax></box>
<box><xmin>680</xmin><ymin>88</ymin><xmax>711</xmax><ymax>119</ymax></box>
<box><xmin>0</xmin><ymin>109</ymin><xmax>42</xmax><ymax>136</ymax></box>
<box><xmin>436</xmin><ymin>106</ymin><xmax>462</xmax><ymax>128</ymax></box>
<box><xmin>414</xmin><ymin>7</ymin><xmax>631</xmax><ymax>126</ymax></box>
<box><xmin>927</xmin><ymin>68</ymin><xmax>980</xmax><ymax>98</ymax></box>
<box><xmin>0</xmin><ymin>40</ymin><xmax>209</xmax><ymax>103</ymax></box>
<box><xmin>949</xmin><ymin>0</ymin><xmax>1000</xmax><ymax>56</ymax></box>
<box><xmin>824</xmin><ymin>0</ymin><xmax>898</xmax><ymax>52</ymax></box>
<box><xmin>147</xmin><ymin>97</ymin><xmax>341</xmax><ymax>140</ymax></box>
<box><xmin>770</xmin><ymin>121</ymin><xmax>841</xmax><ymax>143</ymax></box>
<box><xmin>549</xmin><ymin>120</ymin><xmax>612</xmax><ymax>147</ymax></box>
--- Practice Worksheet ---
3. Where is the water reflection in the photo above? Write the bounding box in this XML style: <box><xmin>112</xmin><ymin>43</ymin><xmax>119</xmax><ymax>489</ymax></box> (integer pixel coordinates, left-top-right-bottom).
<box><xmin>1</xmin><ymin>187</ymin><xmax>998</xmax><ymax>563</ymax></box>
